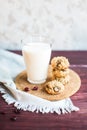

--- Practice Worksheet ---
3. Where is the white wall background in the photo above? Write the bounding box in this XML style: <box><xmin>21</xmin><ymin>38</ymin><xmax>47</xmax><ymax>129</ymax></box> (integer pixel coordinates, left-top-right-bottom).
<box><xmin>0</xmin><ymin>0</ymin><xmax>87</xmax><ymax>50</ymax></box>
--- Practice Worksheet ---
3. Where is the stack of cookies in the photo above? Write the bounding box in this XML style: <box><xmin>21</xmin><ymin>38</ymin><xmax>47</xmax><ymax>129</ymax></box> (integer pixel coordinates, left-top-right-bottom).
<box><xmin>51</xmin><ymin>56</ymin><xmax>70</xmax><ymax>85</ymax></box>
<box><xmin>45</xmin><ymin>56</ymin><xmax>70</xmax><ymax>95</ymax></box>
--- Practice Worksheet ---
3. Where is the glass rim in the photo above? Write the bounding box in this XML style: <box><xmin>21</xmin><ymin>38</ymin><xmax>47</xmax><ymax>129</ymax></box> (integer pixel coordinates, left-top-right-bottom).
<box><xmin>22</xmin><ymin>42</ymin><xmax>52</xmax><ymax>47</ymax></box>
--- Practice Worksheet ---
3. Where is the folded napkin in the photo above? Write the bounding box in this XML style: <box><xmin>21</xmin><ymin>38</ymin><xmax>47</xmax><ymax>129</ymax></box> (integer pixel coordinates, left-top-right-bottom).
<box><xmin>0</xmin><ymin>49</ymin><xmax>79</xmax><ymax>114</ymax></box>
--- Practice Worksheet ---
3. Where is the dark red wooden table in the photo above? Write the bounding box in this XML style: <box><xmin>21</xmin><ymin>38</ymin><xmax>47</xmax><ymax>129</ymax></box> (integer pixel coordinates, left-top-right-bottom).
<box><xmin>0</xmin><ymin>51</ymin><xmax>87</xmax><ymax>130</ymax></box>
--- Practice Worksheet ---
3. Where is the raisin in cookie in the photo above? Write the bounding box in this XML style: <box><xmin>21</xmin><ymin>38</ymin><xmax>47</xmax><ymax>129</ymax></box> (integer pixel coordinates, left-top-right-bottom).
<box><xmin>51</xmin><ymin>56</ymin><xmax>70</xmax><ymax>70</ymax></box>
<box><xmin>45</xmin><ymin>80</ymin><xmax>64</xmax><ymax>95</ymax></box>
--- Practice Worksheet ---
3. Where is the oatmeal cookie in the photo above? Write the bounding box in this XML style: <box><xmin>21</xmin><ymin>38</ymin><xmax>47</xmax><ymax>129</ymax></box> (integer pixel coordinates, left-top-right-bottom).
<box><xmin>53</xmin><ymin>69</ymin><xmax>69</xmax><ymax>78</ymax></box>
<box><xmin>51</xmin><ymin>56</ymin><xmax>70</xmax><ymax>70</ymax></box>
<box><xmin>45</xmin><ymin>80</ymin><xmax>64</xmax><ymax>95</ymax></box>
<box><xmin>56</xmin><ymin>75</ymin><xmax>70</xmax><ymax>85</ymax></box>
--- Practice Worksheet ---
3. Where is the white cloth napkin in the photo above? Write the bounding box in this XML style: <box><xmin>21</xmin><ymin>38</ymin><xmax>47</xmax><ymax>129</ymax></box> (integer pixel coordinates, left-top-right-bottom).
<box><xmin>0</xmin><ymin>49</ymin><xmax>79</xmax><ymax>114</ymax></box>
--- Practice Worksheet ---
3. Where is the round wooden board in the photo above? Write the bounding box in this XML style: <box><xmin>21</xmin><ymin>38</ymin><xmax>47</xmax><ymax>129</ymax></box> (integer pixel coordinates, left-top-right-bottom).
<box><xmin>15</xmin><ymin>69</ymin><xmax>81</xmax><ymax>101</ymax></box>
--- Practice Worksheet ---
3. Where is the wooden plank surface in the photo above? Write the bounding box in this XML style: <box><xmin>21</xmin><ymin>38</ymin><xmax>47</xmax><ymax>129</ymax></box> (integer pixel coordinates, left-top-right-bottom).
<box><xmin>0</xmin><ymin>51</ymin><xmax>87</xmax><ymax>130</ymax></box>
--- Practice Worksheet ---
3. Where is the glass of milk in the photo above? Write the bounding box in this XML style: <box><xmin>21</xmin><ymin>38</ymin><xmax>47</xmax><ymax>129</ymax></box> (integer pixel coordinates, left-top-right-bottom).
<box><xmin>22</xmin><ymin>42</ymin><xmax>51</xmax><ymax>84</ymax></box>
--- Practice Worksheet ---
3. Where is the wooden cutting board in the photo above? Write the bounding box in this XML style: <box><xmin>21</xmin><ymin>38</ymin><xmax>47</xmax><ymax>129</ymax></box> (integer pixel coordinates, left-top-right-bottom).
<box><xmin>15</xmin><ymin>69</ymin><xmax>81</xmax><ymax>101</ymax></box>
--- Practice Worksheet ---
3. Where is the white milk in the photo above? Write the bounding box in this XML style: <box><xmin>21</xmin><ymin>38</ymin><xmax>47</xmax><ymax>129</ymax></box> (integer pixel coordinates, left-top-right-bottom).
<box><xmin>22</xmin><ymin>43</ymin><xmax>51</xmax><ymax>84</ymax></box>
